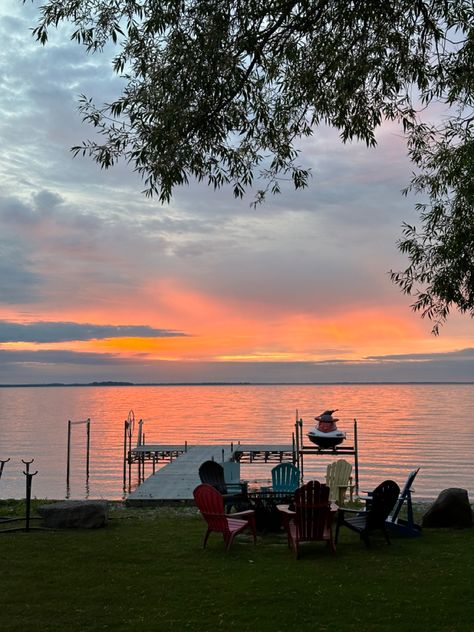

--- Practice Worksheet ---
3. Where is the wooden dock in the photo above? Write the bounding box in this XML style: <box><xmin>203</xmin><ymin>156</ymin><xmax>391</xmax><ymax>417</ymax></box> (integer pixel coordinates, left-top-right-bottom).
<box><xmin>124</xmin><ymin>419</ymin><xmax>360</xmax><ymax>504</ymax></box>
<box><xmin>126</xmin><ymin>443</ymin><xmax>294</xmax><ymax>504</ymax></box>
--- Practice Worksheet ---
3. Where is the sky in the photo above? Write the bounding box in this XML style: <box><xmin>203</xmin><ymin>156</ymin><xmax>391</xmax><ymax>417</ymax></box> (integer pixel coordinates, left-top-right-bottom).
<box><xmin>0</xmin><ymin>1</ymin><xmax>473</xmax><ymax>384</ymax></box>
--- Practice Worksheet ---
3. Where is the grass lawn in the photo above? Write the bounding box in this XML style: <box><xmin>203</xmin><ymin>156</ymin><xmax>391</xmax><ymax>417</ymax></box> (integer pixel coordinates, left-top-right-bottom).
<box><xmin>1</xmin><ymin>501</ymin><xmax>473</xmax><ymax>632</ymax></box>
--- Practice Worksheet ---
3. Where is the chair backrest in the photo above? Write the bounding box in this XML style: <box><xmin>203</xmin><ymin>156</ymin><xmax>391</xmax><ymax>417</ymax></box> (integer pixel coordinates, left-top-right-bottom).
<box><xmin>294</xmin><ymin>480</ymin><xmax>331</xmax><ymax>541</ymax></box>
<box><xmin>390</xmin><ymin>467</ymin><xmax>420</xmax><ymax>522</ymax></box>
<box><xmin>193</xmin><ymin>483</ymin><xmax>229</xmax><ymax>532</ymax></box>
<box><xmin>272</xmin><ymin>462</ymin><xmax>300</xmax><ymax>492</ymax></box>
<box><xmin>326</xmin><ymin>459</ymin><xmax>352</xmax><ymax>500</ymax></box>
<box><xmin>400</xmin><ymin>468</ymin><xmax>420</xmax><ymax>498</ymax></box>
<box><xmin>366</xmin><ymin>480</ymin><xmax>400</xmax><ymax>530</ymax></box>
<box><xmin>198</xmin><ymin>460</ymin><xmax>227</xmax><ymax>494</ymax></box>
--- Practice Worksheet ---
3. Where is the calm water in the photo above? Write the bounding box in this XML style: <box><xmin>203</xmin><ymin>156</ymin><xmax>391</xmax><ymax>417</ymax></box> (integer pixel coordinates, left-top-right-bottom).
<box><xmin>0</xmin><ymin>384</ymin><xmax>473</xmax><ymax>501</ymax></box>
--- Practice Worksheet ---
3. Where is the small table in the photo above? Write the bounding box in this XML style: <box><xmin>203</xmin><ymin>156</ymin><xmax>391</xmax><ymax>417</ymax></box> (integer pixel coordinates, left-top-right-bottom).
<box><xmin>246</xmin><ymin>489</ymin><xmax>296</xmax><ymax>533</ymax></box>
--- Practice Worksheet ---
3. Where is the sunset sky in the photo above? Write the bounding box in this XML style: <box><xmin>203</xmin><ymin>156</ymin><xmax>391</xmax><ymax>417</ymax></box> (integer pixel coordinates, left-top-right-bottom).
<box><xmin>0</xmin><ymin>1</ymin><xmax>473</xmax><ymax>384</ymax></box>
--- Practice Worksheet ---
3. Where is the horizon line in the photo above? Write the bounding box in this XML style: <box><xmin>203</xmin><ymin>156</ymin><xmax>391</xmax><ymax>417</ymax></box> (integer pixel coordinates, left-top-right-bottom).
<box><xmin>0</xmin><ymin>380</ymin><xmax>473</xmax><ymax>387</ymax></box>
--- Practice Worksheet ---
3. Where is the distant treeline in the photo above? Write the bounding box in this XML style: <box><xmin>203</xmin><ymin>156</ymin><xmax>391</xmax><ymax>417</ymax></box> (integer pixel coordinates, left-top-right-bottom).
<box><xmin>0</xmin><ymin>381</ymin><xmax>472</xmax><ymax>387</ymax></box>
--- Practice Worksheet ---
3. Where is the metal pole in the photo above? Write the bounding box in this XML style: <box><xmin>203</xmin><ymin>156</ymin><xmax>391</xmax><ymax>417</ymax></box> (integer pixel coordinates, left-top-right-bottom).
<box><xmin>123</xmin><ymin>420</ymin><xmax>128</xmax><ymax>490</ymax></box>
<box><xmin>66</xmin><ymin>420</ymin><xmax>72</xmax><ymax>489</ymax></box>
<box><xmin>22</xmin><ymin>459</ymin><xmax>37</xmax><ymax>532</ymax></box>
<box><xmin>294</xmin><ymin>410</ymin><xmax>300</xmax><ymax>472</ymax></box>
<box><xmin>299</xmin><ymin>418</ymin><xmax>304</xmax><ymax>483</ymax></box>
<box><xmin>86</xmin><ymin>418</ymin><xmax>90</xmax><ymax>480</ymax></box>
<box><xmin>137</xmin><ymin>419</ymin><xmax>144</xmax><ymax>447</ymax></box>
<box><xmin>354</xmin><ymin>418</ymin><xmax>359</xmax><ymax>494</ymax></box>
<box><xmin>128</xmin><ymin>422</ymin><xmax>133</xmax><ymax>491</ymax></box>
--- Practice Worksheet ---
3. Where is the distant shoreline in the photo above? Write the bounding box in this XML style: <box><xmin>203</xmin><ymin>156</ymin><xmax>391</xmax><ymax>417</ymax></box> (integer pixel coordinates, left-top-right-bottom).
<box><xmin>0</xmin><ymin>381</ymin><xmax>473</xmax><ymax>388</ymax></box>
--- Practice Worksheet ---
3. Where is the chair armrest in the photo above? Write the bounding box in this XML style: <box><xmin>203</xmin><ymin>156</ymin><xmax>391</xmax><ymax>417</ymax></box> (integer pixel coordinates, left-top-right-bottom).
<box><xmin>231</xmin><ymin>509</ymin><xmax>257</xmax><ymax>535</ymax></box>
<box><xmin>337</xmin><ymin>507</ymin><xmax>365</xmax><ymax>520</ymax></box>
<box><xmin>232</xmin><ymin>509</ymin><xmax>255</xmax><ymax>520</ymax></box>
<box><xmin>277</xmin><ymin>507</ymin><xmax>294</xmax><ymax>515</ymax></box>
<box><xmin>277</xmin><ymin>506</ymin><xmax>295</xmax><ymax>532</ymax></box>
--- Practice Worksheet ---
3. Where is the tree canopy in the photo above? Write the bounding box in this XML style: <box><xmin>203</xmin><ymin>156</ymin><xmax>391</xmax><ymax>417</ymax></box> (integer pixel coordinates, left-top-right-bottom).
<box><xmin>24</xmin><ymin>0</ymin><xmax>474</xmax><ymax>332</ymax></box>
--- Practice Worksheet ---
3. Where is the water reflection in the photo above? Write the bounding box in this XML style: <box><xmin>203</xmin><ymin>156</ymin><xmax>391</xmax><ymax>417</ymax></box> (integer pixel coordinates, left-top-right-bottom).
<box><xmin>0</xmin><ymin>384</ymin><xmax>473</xmax><ymax>500</ymax></box>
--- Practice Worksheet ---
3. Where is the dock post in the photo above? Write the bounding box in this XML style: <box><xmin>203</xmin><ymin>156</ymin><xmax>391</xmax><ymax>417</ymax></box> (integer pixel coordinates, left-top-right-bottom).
<box><xmin>354</xmin><ymin>418</ymin><xmax>359</xmax><ymax>494</ymax></box>
<box><xmin>66</xmin><ymin>420</ymin><xmax>72</xmax><ymax>490</ymax></box>
<box><xmin>299</xmin><ymin>417</ymin><xmax>304</xmax><ymax>482</ymax></box>
<box><xmin>122</xmin><ymin>420</ymin><xmax>128</xmax><ymax>490</ymax></box>
<box><xmin>66</xmin><ymin>418</ymin><xmax>91</xmax><ymax>497</ymax></box>
<box><xmin>127</xmin><ymin>411</ymin><xmax>134</xmax><ymax>491</ymax></box>
<box><xmin>86</xmin><ymin>418</ymin><xmax>91</xmax><ymax>481</ymax></box>
<box><xmin>294</xmin><ymin>411</ymin><xmax>300</xmax><ymax>473</ymax></box>
<box><xmin>137</xmin><ymin>419</ymin><xmax>144</xmax><ymax>447</ymax></box>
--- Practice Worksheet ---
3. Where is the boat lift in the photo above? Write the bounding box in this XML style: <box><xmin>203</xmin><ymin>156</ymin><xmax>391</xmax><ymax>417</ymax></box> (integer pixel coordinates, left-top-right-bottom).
<box><xmin>294</xmin><ymin>413</ymin><xmax>359</xmax><ymax>494</ymax></box>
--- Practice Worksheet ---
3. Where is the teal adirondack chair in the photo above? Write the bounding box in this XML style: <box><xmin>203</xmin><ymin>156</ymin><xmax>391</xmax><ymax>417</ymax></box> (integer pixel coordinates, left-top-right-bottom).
<box><xmin>271</xmin><ymin>462</ymin><xmax>300</xmax><ymax>493</ymax></box>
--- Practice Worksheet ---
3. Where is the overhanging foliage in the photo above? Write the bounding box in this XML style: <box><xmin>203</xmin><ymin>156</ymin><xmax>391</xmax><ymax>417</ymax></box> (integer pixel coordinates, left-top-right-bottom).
<box><xmin>23</xmin><ymin>0</ymin><xmax>474</xmax><ymax>331</ymax></box>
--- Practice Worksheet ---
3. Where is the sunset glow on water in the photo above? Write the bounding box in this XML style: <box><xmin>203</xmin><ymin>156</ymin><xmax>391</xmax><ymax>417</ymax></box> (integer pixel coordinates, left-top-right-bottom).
<box><xmin>1</xmin><ymin>384</ymin><xmax>473</xmax><ymax>501</ymax></box>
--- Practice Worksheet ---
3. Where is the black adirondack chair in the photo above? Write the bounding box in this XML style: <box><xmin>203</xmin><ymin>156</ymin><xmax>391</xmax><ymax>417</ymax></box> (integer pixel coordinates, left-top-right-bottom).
<box><xmin>335</xmin><ymin>479</ymin><xmax>400</xmax><ymax>547</ymax></box>
<box><xmin>198</xmin><ymin>460</ymin><xmax>248</xmax><ymax>511</ymax></box>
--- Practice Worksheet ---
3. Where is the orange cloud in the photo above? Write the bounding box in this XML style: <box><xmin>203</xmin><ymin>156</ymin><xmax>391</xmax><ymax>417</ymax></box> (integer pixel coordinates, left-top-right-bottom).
<box><xmin>1</xmin><ymin>280</ymin><xmax>471</xmax><ymax>365</ymax></box>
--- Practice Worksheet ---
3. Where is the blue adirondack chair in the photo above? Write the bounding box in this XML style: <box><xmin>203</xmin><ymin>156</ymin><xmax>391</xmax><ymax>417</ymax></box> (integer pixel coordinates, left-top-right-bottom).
<box><xmin>386</xmin><ymin>468</ymin><xmax>422</xmax><ymax>537</ymax></box>
<box><xmin>271</xmin><ymin>462</ymin><xmax>300</xmax><ymax>493</ymax></box>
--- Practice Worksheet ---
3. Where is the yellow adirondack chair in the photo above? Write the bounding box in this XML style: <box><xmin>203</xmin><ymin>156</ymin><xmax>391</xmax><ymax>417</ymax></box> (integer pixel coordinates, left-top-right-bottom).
<box><xmin>326</xmin><ymin>459</ymin><xmax>354</xmax><ymax>505</ymax></box>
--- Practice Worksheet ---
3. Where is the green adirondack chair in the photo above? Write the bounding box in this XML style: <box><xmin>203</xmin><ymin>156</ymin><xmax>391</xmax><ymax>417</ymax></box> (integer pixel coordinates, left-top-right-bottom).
<box><xmin>271</xmin><ymin>462</ymin><xmax>300</xmax><ymax>493</ymax></box>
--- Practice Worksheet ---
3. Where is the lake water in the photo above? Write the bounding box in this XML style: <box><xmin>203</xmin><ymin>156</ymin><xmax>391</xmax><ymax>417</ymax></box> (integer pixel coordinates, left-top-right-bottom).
<box><xmin>0</xmin><ymin>383</ymin><xmax>473</xmax><ymax>501</ymax></box>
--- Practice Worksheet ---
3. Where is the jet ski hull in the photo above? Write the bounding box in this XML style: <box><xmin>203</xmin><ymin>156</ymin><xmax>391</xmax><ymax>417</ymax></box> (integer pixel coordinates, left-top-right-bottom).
<box><xmin>307</xmin><ymin>430</ymin><xmax>346</xmax><ymax>448</ymax></box>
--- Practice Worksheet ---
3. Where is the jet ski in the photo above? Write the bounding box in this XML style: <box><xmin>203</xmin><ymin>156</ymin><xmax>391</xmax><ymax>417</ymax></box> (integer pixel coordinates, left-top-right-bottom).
<box><xmin>307</xmin><ymin>409</ymin><xmax>346</xmax><ymax>448</ymax></box>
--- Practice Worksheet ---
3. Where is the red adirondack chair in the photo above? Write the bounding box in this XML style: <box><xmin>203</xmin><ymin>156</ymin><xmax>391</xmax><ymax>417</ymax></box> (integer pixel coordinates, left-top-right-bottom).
<box><xmin>193</xmin><ymin>484</ymin><xmax>257</xmax><ymax>552</ymax></box>
<box><xmin>278</xmin><ymin>480</ymin><xmax>336</xmax><ymax>559</ymax></box>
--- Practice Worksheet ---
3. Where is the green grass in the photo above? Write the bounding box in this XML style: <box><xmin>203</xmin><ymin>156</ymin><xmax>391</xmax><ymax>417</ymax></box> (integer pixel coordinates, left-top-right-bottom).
<box><xmin>1</xmin><ymin>502</ymin><xmax>473</xmax><ymax>632</ymax></box>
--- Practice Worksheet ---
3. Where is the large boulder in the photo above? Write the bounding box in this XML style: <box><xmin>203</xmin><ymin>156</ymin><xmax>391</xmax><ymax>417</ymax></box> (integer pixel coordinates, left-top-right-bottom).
<box><xmin>38</xmin><ymin>500</ymin><xmax>109</xmax><ymax>529</ymax></box>
<box><xmin>422</xmin><ymin>488</ymin><xmax>472</xmax><ymax>529</ymax></box>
